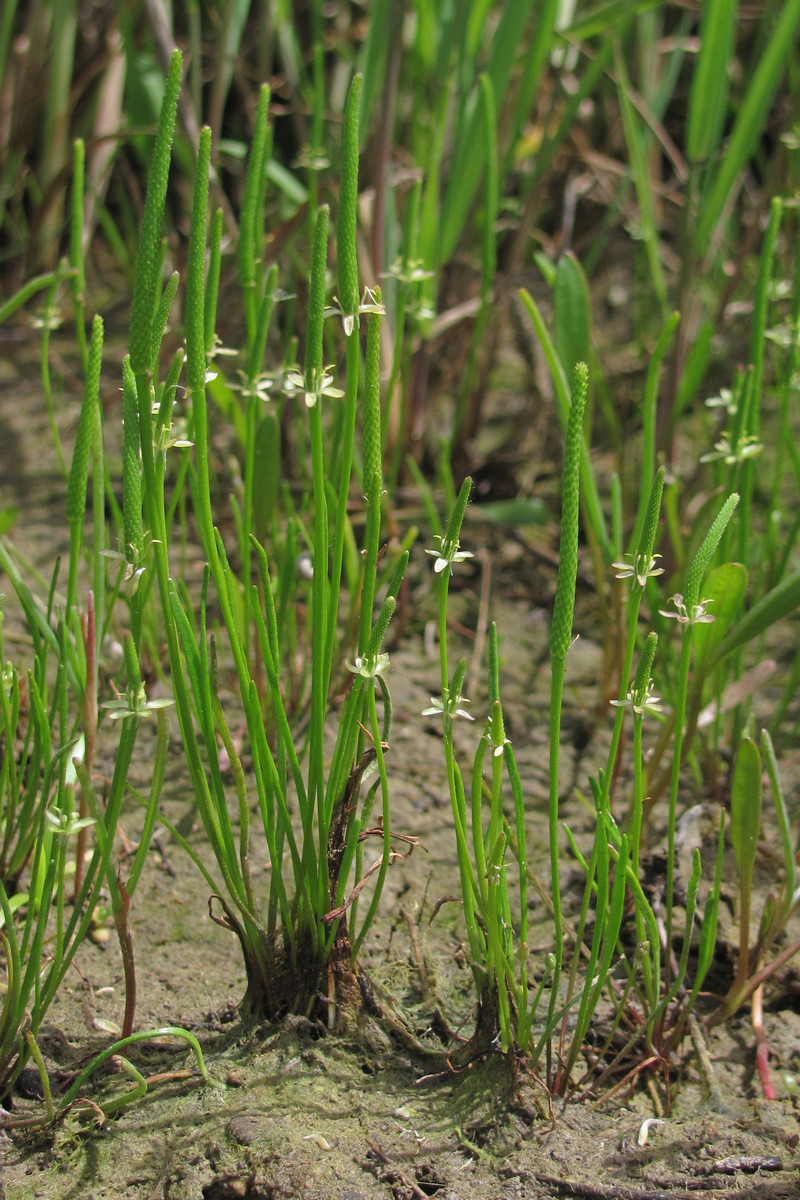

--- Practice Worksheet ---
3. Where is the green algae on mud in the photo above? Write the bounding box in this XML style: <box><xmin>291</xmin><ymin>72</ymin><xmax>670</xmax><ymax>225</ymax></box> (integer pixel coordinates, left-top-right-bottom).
<box><xmin>3</xmin><ymin>1011</ymin><xmax>800</xmax><ymax>1199</ymax></box>
<box><xmin>2</xmin><ymin>601</ymin><xmax>800</xmax><ymax>1199</ymax></box>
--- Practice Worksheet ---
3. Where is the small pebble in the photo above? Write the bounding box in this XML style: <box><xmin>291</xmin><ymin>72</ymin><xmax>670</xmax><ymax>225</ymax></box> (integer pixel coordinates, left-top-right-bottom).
<box><xmin>228</xmin><ymin>1114</ymin><xmax>261</xmax><ymax>1145</ymax></box>
<box><xmin>303</xmin><ymin>1132</ymin><xmax>331</xmax><ymax>1150</ymax></box>
<box><xmin>226</xmin><ymin>1068</ymin><xmax>245</xmax><ymax>1087</ymax></box>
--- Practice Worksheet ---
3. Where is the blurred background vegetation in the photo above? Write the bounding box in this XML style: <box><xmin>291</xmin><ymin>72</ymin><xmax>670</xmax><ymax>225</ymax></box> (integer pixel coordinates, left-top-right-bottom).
<box><xmin>4</xmin><ymin>2</ymin><xmax>798</xmax><ymax>319</ymax></box>
<box><xmin>2</xmin><ymin>1</ymin><xmax>800</xmax><ymax>524</ymax></box>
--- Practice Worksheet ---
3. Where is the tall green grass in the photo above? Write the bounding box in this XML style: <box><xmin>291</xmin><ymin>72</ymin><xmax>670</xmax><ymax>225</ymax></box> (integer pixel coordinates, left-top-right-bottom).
<box><xmin>114</xmin><ymin>56</ymin><xmax>409</xmax><ymax>1024</ymax></box>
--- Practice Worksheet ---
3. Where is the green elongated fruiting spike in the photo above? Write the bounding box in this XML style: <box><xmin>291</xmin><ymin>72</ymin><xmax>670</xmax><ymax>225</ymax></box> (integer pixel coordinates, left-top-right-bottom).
<box><xmin>385</xmin><ymin>549</ymin><xmax>409</xmax><ymax>603</ymax></box>
<box><xmin>489</xmin><ymin>699</ymin><xmax>507</xmax><ymax>756</ymax></box>
<box><xmin>488</xmin><ymin>621</ymin><xmax>500</xmax><ymax>707</ymax></box>
<box><xmin>362</xmin><ymin>291</ymin><xmax>382</xmax><ymax>489</ymax></box>
<box><xmin>186</xmin><ymin>127</ymin><xmax>212</xmax><ymax>396</ymax></box>
<box><xmin>684</xmin><ymin>493</ymin><xmax>739</xmax><ymax>609</ymax></box>
<box><xmin>366</xmin><ymin>595</ymin><xmax>396</xmax><ymax>658</ymax></box>
<box><xmin>150</xmin><ymin>270</ymin><xmax>180</xmax><ymax>374</ymax></box>
<box><xmin>129</xmin><ymin>49</ymin><xmax>182</xmax><ymax>376</ymax></box>
<box><xmin>122</xmin><ymin>357</ymin><xmax>143</xmax><ymax>563</ymax></box>
<box><xmin>450</xmin><ymin>657</ymin><xmax>468</xmax><ymax>700</ymax></box>
<box><xmin>238</xmin><ymin>84</ymin><xmax>271</xmax><ymax>301</ymax></box>
<box><xmin>255</xmin><ymin>123</ymin><xmax>273</xmax><ymax>254</ymax></box>
<box><xmin>66</xmin><ymin>314</ymin><xmax>103</xmax><ymax>523</ymax></box>
<box><xmin>445</xmin><ymin>476</ymin><xmax>472</xmax><ymax>548</ymax></box>
<box><xmin>305</xmin><ymin>205</ymin><xmax>329</xmax><ymax>385</ymax></box>
<box><xmin>205</xmin><ymin>207</ymin><xmax>224</xmax><ymax>355</ymax></box>
<box><xmin>358</xmin><ymin>297</ymin><xmax>384</xmax><ymax>654</ymax></box>
<box><xmin>337</xmin><ymin>74</ymin><xmax>363</xmax><ymax>331</ymax></box>
<box><xmin>153</xmin><ymin>347</ymin><xmax>184</xmax><ymax>448</ymax></box>
<box><xmin>631</xmin><ymin>632</ymin><xmax>657</xmax><ymax>705</ymax></box>
<box><xmin>636</xmin><ymin>465</ymin><xmax>665</xmax><ymax>569</ymax></box>
<box><xmin>550</xmin><ymin>362</ymin><xmax>589</xmax><ymax>659</ymax></box>
<box><xmin>123</xmin><ymin>632</ymin><xmax>142</xmax><ymax>697</ymax></box>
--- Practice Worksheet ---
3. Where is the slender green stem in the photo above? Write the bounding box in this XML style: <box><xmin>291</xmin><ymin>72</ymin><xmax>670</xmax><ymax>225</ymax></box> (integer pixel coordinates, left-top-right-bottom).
<box><xmin>351</xmin><ymin>684</ymin><xmax>391</xmax><ymax>959</ymax></box>
<box><xmin>545</xmin><ymin>363</ymin><xmax>589</xmax><ymax>1052</ymax></box>
<box><xmin>545</xmin><ymin>654</ymin><xmax>566</xmax><ymax>1035</ymax></box>
<box><xmin>309</xmin><ymin>395</ymin><xmax>329</xmax><ymax>937</ymax></box>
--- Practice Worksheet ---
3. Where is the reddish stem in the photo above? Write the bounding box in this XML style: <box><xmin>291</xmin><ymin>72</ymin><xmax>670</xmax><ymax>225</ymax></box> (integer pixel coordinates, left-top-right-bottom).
<box><xmin>752</xmin><ymin>984</ymin><xmax>776</xmax><ymax>1101</ymax></box>
<box><xmin>114</xmin><ymin>877</ymin><xmax>136</xmax><ymax>1039</ymax></box>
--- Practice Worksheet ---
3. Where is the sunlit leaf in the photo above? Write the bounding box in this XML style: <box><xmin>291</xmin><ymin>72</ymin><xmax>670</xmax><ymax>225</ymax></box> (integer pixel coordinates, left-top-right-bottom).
<box><xmin>693</xmin><ymin>561</ymin><xmax>748</xmax><ymax>673</ymax></box>
<box><xmin>553</xmin><ymin>252</ymin><xmax>591</xmax><ymax>389</ymax></box>
<box><xmin>730</xmin><ymin>736</ymin><xmax>762</xmax><ymax>897</ymax></box>
<box><xmin>713</xmin><ymin>569</ymin><xmax>800</xmax><ymax>665</ymax></box>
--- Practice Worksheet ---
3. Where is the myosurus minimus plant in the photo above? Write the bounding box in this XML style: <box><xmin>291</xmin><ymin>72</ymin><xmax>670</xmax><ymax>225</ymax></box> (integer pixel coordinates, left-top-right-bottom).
<box><xmin>2</xmin><ymin>5</ymin><xmax>800</xmax><ymax>1131</ymax></box>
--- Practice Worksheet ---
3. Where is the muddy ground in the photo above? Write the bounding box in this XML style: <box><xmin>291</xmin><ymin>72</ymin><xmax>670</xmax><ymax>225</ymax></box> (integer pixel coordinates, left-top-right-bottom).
<box><xmin>2</xmin><ymin>318</ymin><xmax>800</xmax><ymax>1199</ymax></box>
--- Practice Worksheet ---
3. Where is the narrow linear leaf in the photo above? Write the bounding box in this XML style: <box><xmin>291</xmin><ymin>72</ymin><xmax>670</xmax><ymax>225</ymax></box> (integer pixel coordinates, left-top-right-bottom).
<box><xmin>694</xmin><ymin>0</ymin><xmax>800</xmax><ymax>249</ymax></box>
<box><xmin>686</xmin><ymin>0</ymin><xmax>738</xmax><ymax>164</ymax></box>
<box><xmin>713</xmin><ymin>569</ymin><xmax>800</xmax><ymax>666</ymax></box>
<box><xmin>730</xmin><ymin>736</ymin><xmax>762</xmax><ymax>892</ymax></box>
<box><xmin>553</xmin><ymin>252</ymin><xmax>591</xmax><ymax>387</ymax></box>
<box><xmin>129</xmin><ymin>49</ymin><xmax>182</xmax><ymax>375</ymax></box>
<box><xmin>693</xmin><ymin>562</ymin><xmax>748</xmax><ymax>673</ymax></box>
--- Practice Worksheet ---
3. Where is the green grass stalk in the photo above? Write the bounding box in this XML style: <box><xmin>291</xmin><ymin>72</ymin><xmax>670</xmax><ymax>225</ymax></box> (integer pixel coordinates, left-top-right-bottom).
<box><xmin>663</xmin><ymin>493</ymin><xmax>739</xmax><ymax>980</ymax></box>
<box><xmin>545</xmin><ymin>362</ymin><xmax>588</xmax><ymax>1058</ymax></box>
<box><xmin>65</xmin><ymin>314</ymin><xmax>103</xmax><ymax>618</ymax></box>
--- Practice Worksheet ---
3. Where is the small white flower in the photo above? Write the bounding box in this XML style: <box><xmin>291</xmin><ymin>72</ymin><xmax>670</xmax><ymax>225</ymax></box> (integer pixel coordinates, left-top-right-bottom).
<box><xmin>232</xmin><ymin>370</ymin><xmax>274</xmax><ymax>403</ymax></box>
<box><xmin>45</xmin><ymin>808</ymin><xmax>96</xmax><ymax>837</ymax></box>
<box><xmin>325</xmin><ymin>286</ymin><xmax>387</xmax><ymax>336</ymax></box>
<box><xmin>384</xmin><ymin>256</ymin><xmax>434</xmax><ymax>285</ymax></box>
<box><xmin>358</xmin><ymin>285</ymin><xmax>386</xmax><ymax>316</ymax></box>
<box><xmin>425</xmin><ymin>534</ymin><xmax>474</xmax><ymax>575</ymax></box>
<box><xmin>284</xmin><ymin>365</ymin><xmax>344</xmax><ymax>408</ymax></box>
<box><xmin>101</xmin><ymin>539</ymin><xmax>152</xmax><ymax>597</ymax></box>
<box><xmin>610</xmin><ymin>679</ymin><xmax>663</xmax><ymax>718</ymax></box>
<box><xmin>612</xmin><ymin>553</ymin><xmax>664</xmax><ymax>590</ymax></box>
<box><xmin>704</xmin><ymin>387</ymin><xmax>736</xmax><ymax>413</ymax></box>
<box><xmin>2</xmin><ymin>661</ymin><xmax>15</xmax><ymax>701</ymax></box>
<box><xmin>347</xmin><ymin>652</ymin><xmax>390</xmax><ymax>679</ymax></box>
<box><xmin>768</xmin><ymin>279</ymin><xmax>793</xmax><ymax>301</ymax></box>
<box><xmin>155</xmin><ymin>417</ymin><xmax>193</xmax><ymax>451</ymax></box>
<box><xmin>295</xmin><ymin>144</ymin><xmax>330</xmax><ymax>172</ymax></box>
<box><xmin>764</xmin><ymin>322</ymin><xmax>800</xmax><ymax>349</ymax></box>
<box><xmin>151</xmin><ymin>395</ymin><xmax>194</xmax><ymax>451</ymax></box>
<box><xmin>206</xmin><ymin>337</ymin><xmax>240</xmax><ymax>361</ymax></box>
<box><xmin>487</xmin><ymin>703</ymin><xmax>510</xmax><ymax>757</ymax></box>
<box><xmin>422</xmin><ymin>689</ymin><xmax>474</xmax><ymax>721</ymax></box>
<box><xmin>490</xmin><ymin>730</ymin><xmax>511</xmax><ymax>757</ymax></box>
<box><xmin>103</xmin><ymin>682</ymin><xmax>173</xmax><ymax>721</ymax></box>
<box><xmin>700</xmin><ymin>431</ymin><xmax>762</xmax><ymax>464</ymax></box>
<box><xmin>31</xmin><ymin>307</ymin><xmax>62</xmax><ymax>331</ymax></box>
<box><xmin>658</xmin><ymin>593</ymin><xmax>715</xmax><ymax>626</ymax></box>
